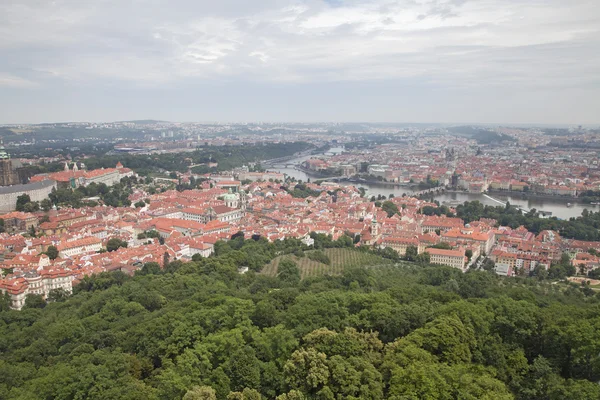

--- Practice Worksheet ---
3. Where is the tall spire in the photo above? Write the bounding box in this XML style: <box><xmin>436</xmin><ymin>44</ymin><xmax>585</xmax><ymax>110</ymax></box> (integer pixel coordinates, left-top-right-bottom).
<box><xmin>0</xmin><ymin>138</ymin><xmax>9</xmax><ymax>160</ymax></box>
<box><xmin>64</xmin><ymin>161</ymin><xmax>70</xmax><ymax>172</ymax></box>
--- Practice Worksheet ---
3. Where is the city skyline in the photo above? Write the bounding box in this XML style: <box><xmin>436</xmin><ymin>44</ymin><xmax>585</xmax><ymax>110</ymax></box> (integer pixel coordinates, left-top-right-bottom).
<box><xmin>1</xmin><ymin>0</ymin><xmax>599</xmax><ymax>124</ymax></box>
<box><xmin>0</xmin><ymin>120</ymin><xmax>596</xmax><ymax>129</ymax></box>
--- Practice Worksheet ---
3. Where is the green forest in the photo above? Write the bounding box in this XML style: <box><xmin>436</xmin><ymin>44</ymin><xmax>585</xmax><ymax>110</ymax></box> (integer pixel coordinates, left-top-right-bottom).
<box><xmin>2</xmin><ymin>236</ymin><xmax>600</xmax><ymax>399</ymax></box>
<box><xmin>7</xmin><ymin>142</ymin><xmax>311</xmax><ymax>178</ymax></box>
<box><xmin>454</xmin><ymin>200</ymin><xmax>600</xmax><ymax>241</ymax></box>
<box><xmin>82</xmin><ymin>142</ymin><xmax>311</xmax><ymax>176</ymax></box>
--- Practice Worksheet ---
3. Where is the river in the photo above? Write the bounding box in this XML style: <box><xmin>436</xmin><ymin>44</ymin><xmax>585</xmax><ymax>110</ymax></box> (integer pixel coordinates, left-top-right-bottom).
<box><xmin>267</xmin><ymin>148</ymin><xmax>588</xmax><ymax>220</ymax></box>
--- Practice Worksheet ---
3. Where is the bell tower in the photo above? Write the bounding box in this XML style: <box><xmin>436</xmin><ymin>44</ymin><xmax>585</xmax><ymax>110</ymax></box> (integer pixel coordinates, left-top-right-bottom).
<box><xmin>371</xmin><ymin>217</ymin><xmax>379</xmax><ymax>237</ymax></box>
<box><xmin>0</xmin><ymin>140</ymin><xmax>17</xmax><ymax>186</ymax></box>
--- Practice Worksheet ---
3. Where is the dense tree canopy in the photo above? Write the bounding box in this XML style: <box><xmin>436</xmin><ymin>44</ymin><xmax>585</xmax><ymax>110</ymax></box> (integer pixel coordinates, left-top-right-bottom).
<box><xmin>81</xmin><ymin>142</ymin><xmax>311</xmax><ymax>176</ymax></box>
<box><xmin>381</xmin><ymin>201</ymin><xmax>399</xmax><ymax>218</ymax></box>
<box><xmin>286</xmin><ymin>184</ymin><xmax>321</xmax><ymax>199</ymax></box>
<box><xmin>456</xmin><ymin>200</ymin><xmax>600</xmax><ymax>241</ymax></box>
<box><xmin>1</xmin><ymin>236</ymin><xmax>600</xmax><ymax>399</ymax></box>
<box><xmin>106</xmin><ymin>238</ymin><xmax>128</xmax><ymax>252</ymax></box>
<box><xmin>44</xmin><ymin>245</ymin><xmax>59</xmax><ymax>260</ymax></box>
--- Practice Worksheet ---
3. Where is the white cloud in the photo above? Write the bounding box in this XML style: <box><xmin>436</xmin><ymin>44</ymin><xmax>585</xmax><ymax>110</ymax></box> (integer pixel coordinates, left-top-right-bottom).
<box><xmin>0</xmin><ymin>74</ymin><xmax>37</xmax><ymax>88</ymax></box>
<box><xmin>0</xmin><ymin>0</ymin><xmax>598</xmax><ymax>123</ymax></box>
<box><xmin>0</xmin><ymin>0</ymin><xmax>598</xmax><ymax>87</ymax></box>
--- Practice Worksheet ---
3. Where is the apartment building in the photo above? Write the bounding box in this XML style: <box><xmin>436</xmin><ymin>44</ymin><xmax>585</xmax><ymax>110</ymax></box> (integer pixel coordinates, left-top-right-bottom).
<box><xmin>57</xmin><ymin>237</ymin><xmax>103</xmax><ymax>258</ymax></box>
<box><xmin>428</xmin><ymin>247</ymin><xmax>467</xmax><ymax>270</ymax></box>
<box><xmin>420</xmin><ymin>215</ymin><xmax>464</xmax><ymax>234</ymax></box>
<box><xmin>442</xmin><ymin>228</ymin><xmax>495</xmax><ymax>254</ymax></box>
<box><xmin>0</xmin><ymin>268</ymin><xmax>74</xmax><ymax>310</ymax></box>
<box><xmin>0</xmin><ymin>211</ymin><xmax>38</xmax><ymax>232</ymax></box>
<box><xmin>380</xmin><ymin>236</ymin><xmax>419</xmax><ymax>256</ymax></box>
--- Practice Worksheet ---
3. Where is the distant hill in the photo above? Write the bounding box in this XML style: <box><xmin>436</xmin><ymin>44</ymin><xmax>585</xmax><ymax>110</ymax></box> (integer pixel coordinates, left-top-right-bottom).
<box><xmin>25</xmin><ymin>120</ymin><xmax>170</xmax><ymax>126</ymax></box>
<box><xmin>114</xmin><ymin>119</ymin><xmax>170</xmax><ymax>124</ymax></box>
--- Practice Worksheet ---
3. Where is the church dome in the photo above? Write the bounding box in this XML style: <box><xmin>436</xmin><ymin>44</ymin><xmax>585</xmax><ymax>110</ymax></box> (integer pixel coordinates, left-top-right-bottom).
<box><xmin>0</xmin><ymin>144</ymin><xmax>9</xmax><ymax>160</ymax></box>
<box><xmin>223</xmin><ymin>188</ymin><xmax>237</xmax><ymax>201</ymax></box>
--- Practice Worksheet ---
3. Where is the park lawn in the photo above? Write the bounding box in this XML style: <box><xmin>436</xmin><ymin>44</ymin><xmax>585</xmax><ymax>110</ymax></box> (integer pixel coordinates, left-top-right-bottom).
<box><xmin>262</xmin><ymin>248</ymin><xmax>393</xmax><ymax>279</ymax></box>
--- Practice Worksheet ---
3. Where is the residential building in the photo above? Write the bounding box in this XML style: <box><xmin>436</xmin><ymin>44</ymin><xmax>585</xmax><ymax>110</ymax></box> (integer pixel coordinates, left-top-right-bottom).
<box><xmin>1</xmin><ymin>212</ymin><xmax>38</xmax><ymax>232</ymax></box>
<box><xmin>57</xmin><ymin>237</ymin><xmax>103</xmax><ymax>258</ymax></box>
<box><xmin>428</xmin><ymin>247</ymin><xmax>467</xmax><ymax>270</ymax></box>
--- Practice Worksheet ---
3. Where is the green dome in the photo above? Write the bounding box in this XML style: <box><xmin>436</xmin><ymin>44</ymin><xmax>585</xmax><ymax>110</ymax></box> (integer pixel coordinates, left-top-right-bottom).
<box><xmin>223</xmin><ymin>188</ymin><xmax>237</xmax><ymax>201</ymax></box>
<box><xmin>0</xmin><ymin>145</ymin><xmax>9</xmax><ymax>160</ymax></box>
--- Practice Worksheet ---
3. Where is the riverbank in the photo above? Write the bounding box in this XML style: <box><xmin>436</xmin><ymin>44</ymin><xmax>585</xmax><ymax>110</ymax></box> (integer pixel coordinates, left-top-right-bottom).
<box><xmin>486</xmin><ymin>189</ymin><xmax>584</xmax><ymax>203</ymax></box>
<box><xmin>298</xmin><ymin>170</ymin><xmax>438</xmax><ymax>189</ymax></box>
<box><xmin>262</xmin><ymin>148</ymin><xmax>316</xmax><ymax>166</ymax></box>
<box><xmin>338</xmin><ymin>178</ymin><xmax>445</xmax><ymax>194</ymax></box>
<box><xmin>268</xmin><ymin>149</ymin><xmax>588</xmax><ymax>220</ymax></box>
<box><xmin>347</xmin><ymin>179</ymin><xmax>416</xmax><ymax>187</ymax></box>
<box><xmin>293</xmin><ymin>165</ymin><xmax>339</xmax><ymax>180</ymax></box>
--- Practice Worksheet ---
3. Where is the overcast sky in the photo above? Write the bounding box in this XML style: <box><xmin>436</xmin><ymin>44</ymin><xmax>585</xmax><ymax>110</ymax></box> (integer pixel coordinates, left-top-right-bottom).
<box><xmin>0</xmin><ymin>0</ymin><xmax>598</xmax><ymax>124</ymax></box>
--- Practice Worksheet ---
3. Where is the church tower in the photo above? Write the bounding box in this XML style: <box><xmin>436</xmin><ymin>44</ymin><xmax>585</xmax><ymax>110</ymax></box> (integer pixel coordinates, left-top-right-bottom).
<box><xmin>371</xmin><ymin>217</ymin><xmax>379</xmax><ymax>237</ymax></box>
<box><xmin>0</xmin><ymin>140</ymin><xmax>17</xmax><ymax>186</ymax></box>
<box><xmin>239</xmin><ymin>190</ymin><xmax>248</xmax><ymax>211</ymax></box>
<box><xmin>223</xmin><ymin>188</ymin><xmax>238</xmax><ymax>208</ymax></box>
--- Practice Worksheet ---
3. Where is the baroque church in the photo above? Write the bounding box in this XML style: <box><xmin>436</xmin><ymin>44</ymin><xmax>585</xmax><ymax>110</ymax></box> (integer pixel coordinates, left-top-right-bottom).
<box><xmin>0</xmin><ymin>142</ymin><xmax>21</xmax><ymax>186</ymax></box>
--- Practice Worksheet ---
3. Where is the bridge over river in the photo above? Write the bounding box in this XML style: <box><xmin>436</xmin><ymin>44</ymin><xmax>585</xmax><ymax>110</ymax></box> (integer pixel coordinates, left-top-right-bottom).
<box><xmin>262</xmin><ymin>151</ymin><xmax>315</xmax><ymax>167</ymax></box>
<box><xmin>483</xmin><ymin>194</ymin><xmax>530</xmax><ymax>213</ymax></box>
<box><xmin>412</xmin><ymin>187</ymin><xmax>447</xmax><ymax>197</ymax></box>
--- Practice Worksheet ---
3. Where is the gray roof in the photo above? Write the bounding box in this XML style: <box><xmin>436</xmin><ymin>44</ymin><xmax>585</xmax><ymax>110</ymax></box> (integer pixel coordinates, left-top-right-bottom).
<box><xmin>0</xmin><ymin>180</ymin><xmax>55</xmax><ymax>195</ymax></box>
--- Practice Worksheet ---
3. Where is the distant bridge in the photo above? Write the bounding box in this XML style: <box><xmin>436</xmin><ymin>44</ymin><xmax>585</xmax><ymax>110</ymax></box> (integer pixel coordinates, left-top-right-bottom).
<box><xmin>483</xmin><ymin>194</ymin><xmax>530</xmax><ymax>213</ymax></box>
<box><xmin>413</xmin><ymin>187</ymin><xmax>447</xmax><ymax>197</ymax></box>
<box><xmin>262</xmin><ymin>156</ymin><xmax>297</xmax><ymax>166</ymax></box>
<box><xmin>266</xmin><ymin>163</ymin><xmax>297</xmax><ymax>169</ymax></box>
<box><xmin>262</xmin><ymin>150</ymin><xmax>313</xmax><ymax>166</ymax></box>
